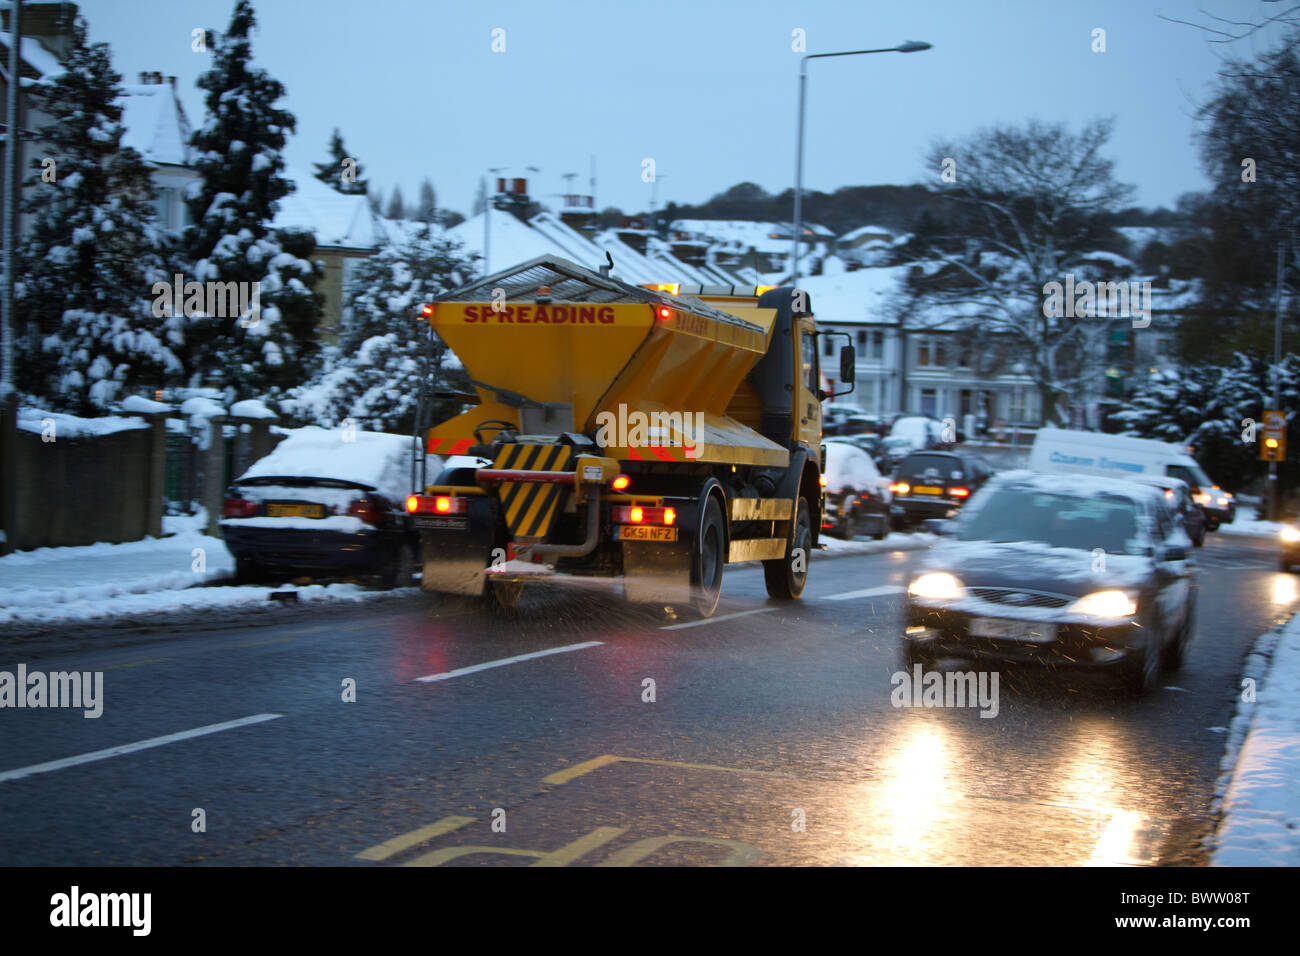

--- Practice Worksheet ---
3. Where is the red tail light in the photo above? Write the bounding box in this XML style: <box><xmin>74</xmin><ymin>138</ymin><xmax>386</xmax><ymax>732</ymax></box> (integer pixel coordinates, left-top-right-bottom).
<box><xmin>949</xmin><ymin>486</ymin><xmax>970</xmax><ymax>499</ymax></box>
<box><xmin>611</xmin><ymin>474</ymin><xmax>631</xmax><ymax>492</ymax></box>
<box><xmin>347</xmin><ymin>499</ymin><xmax>384</xmax><ymax>525</ymax></box>
<box><xmin>407</xmin><ymin>494</ymin><xmax>469</xmax><ymax>515</ymax></box>
<box><xmin>612</xmin><ymin>505</ymin><xmax>674</xmax><ymax>525</ymax></box>
<box><xmin>890</xmin><ymin>482</ymin><xmax>910</xmax><ymax>495</ymax></box>
<box><xmin>222</xmin><ymin>497</ymin><xmax>257</xmax><ymax>518</ymax></box>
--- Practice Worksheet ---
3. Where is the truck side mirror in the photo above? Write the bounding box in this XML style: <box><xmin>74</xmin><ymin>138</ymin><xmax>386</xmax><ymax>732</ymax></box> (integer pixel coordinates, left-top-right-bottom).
<box><xmin>840</xmin><ymin>345</ymin><xmax>855</xmax><ymax>385</ymax></box>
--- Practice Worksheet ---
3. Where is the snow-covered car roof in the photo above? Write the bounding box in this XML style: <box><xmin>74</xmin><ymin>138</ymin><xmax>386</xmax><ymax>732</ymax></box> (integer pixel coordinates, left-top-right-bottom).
<box><xmin>823</xmin><ymin>441</ymin><xmax>882</xmax><ymax>493</ymax></box>
<box><xmin>236</xmin><ymin>426</ymin><xmax>435</xmax><ymax>501</ymax></box>
<box><xmin>989</xmin><ymin>469</ymin><xmax>1166</xmax><ymax>505</ymax></box>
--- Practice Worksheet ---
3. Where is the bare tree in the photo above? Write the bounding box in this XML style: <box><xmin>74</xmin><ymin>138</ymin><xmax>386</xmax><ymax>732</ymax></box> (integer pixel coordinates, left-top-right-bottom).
<box><xmin>899</xmin><ymin>118</ymin><xmax>1136</xmax><ymax>425</ymax></box>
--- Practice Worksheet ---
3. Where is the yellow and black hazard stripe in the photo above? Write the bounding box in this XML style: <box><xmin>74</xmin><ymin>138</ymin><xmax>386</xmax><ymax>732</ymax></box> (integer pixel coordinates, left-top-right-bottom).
<box><xmin>493</xmin><ymin>444</ymin><xmax>576</xmax><ymax>541</ymax></box>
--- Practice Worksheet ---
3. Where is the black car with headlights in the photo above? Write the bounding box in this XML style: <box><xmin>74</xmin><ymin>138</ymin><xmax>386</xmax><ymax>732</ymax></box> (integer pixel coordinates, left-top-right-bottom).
<box><xmin>889</xmin><ymin>450</ymin><xmax>994</xmax><ymax>528</ymax></box>
<box><xmin>903</xmin><ymin>471</ymin><xmax>1196</xmax><ymax>694</ymax></box>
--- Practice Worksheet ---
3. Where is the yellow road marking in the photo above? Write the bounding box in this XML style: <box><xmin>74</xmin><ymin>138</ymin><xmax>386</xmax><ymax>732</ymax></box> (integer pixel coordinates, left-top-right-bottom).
<box><xmin>355</xmin><ymin>815</ymin><xmax>475</xmax><ymax>861</ymax></box>
<box><xmin>530</xmin><ymin>826</ymin><xmax>627</xmax><ymax>867</ymax></box>
<box><xmin>543</xmin><ymin>753</ymin><xmax>794</xmax><ymax>786</ymax></box>
<box><xmin>542</xmin><ymin>754</ymin><xmax>623</xmax><ymax>785</ymax></box>
<box><xmin>401</xmin><ymin>826</ymin><xmax>626</xmax><ymax>868</ymax></box>
<box><xmin>597</xmin><ymin>834</ymin><xmax>761</xmax><ymax>867</ymax></box>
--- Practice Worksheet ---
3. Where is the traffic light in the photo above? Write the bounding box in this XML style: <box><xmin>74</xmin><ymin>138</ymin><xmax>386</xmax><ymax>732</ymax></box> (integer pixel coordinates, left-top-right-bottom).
<box><xmin>1261</xmin><ymin>410</ymin><xmax>1286</xmax><ymax>462</ymax></box>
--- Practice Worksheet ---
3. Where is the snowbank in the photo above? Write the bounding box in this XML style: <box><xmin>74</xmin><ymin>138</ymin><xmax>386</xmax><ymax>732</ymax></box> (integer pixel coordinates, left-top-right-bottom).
<box><xmin>1213</xmin><ymin>611</ymin><xmax>1300</xmax><ymax>865</ymax></box>
<box><xmin>17</xmin><ymin>407</ymin><xmax>148</xmax><ymax>439</ymax></box>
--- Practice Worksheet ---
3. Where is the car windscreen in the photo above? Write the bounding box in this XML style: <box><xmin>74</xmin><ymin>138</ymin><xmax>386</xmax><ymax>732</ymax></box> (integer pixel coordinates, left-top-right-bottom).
<box><xmin>899</xmin><ymin>454</ymin><xmax>963</xmax><ymax>482</ymax></box>
<box><xmin>957</xmin><ymin>487</ymin><xmax>1144</xmax><ymax>554</ymax></box>
<box><xmin>1167</xmin><ymin>463</ymin><xmax>1213</xmax><ymax>489</ymax></box>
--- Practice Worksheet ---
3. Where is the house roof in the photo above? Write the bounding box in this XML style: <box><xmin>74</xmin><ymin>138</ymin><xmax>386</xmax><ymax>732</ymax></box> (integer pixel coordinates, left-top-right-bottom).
<box><xmin>118</xmin><ymin>83</ymin><xmax>191</xmax><ymax>166</ymax></box>
<box><xmin>447</xmin><ymin>208</ymin><xmax>742</xmax><ymax>287</ymax></box>
<box><xmin>273</xmin><ymin>169</ymin><xmax>387</xmax><ymax>250</ymax></box>
<box><xmin>669</xmin><ymin>219</ymin><xmax>833</xmax><ymax>255</ymax></box>
<box><xmin>0</xmin><ymin>34</ymin><xmax>64</xmax><ymax>83</ymax></box>
<box><xmin>838</xmin><ymin>224</ymin><xmax>895</xmax><ymax>243</ymax></box>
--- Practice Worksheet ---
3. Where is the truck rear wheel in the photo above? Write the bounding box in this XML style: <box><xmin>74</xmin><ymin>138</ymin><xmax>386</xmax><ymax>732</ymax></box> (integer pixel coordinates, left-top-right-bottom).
<box><xmin>764</xmin><ymin>496</ymin><xmax>811</xmax><ymax>600</ymax></box>
<box><xmin>690</xmin><ymin>497</ymin><xmax>725</xmax><ymax>618</ymax></box>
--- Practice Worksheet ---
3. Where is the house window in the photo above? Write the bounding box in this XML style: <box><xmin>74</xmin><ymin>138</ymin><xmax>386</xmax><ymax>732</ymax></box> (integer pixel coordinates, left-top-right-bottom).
<box><xmin>957</xmin><ymin>347</ymin><xmax>972</xmax><ymax>368</ymax></box>
<box><xmin>920</xmin><ymin>388</ymin><xmax>937</xmax><ymax>418</ymax></box>
<box><xmin>153</xmin><ymin>188</ymin><xmax>173</xmax><ymax>229</ymax></box>
<box><xmin>856</xmin><ymin>330</ymin><xmax>867</xmax><ymax>350</ymax></box>
<box><xmin>823</xmin><ymin>335</ymin><xmax>834</xmax><ymax>358</ymax></box>
<box><xmin>1009</xmin><ymin>390</ymin><xmax>1028</xmax><ymax>423</ymax></box>
<box><xmin>870</xmin><ymin>330</ymin><xmax>883</xmax><ymax>360</ymax></box>
<box><xmin>1156</xmin><ymin>337</ymin><xmax>1171</xmax><ymax>357</ymax></box>
<box><xmin>916</xmin><ymin>335</ymin><xmax>946</xmax><ymax>368</ymax></box>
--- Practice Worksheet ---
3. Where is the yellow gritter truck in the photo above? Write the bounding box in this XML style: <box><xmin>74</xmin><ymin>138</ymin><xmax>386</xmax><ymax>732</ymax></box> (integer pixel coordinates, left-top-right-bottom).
<box><xmin>406</xmin><ymin>255</ymin><xmax>855</xmax><ymax>618</ymax></box>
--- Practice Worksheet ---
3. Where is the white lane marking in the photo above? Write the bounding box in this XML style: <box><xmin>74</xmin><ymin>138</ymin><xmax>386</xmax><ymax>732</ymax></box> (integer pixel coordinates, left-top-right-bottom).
<box><xmin>661</xmin><ymin>607</ymin><xmax>776</xmax><ymax>631</ymax></box>
<box><xmin>824</xmin><ymin>585</ymin><xmax>906</xmax><ymax>602</ymax></box>
<box><xmin>0</xmin><ymin>713</ymin><xmax>284</xmax><ymax>784</ymax></box>
<box><xmin>415</xmin><ymin>641</ymin><xmax>604</xmax><ymax>682</ymax></box>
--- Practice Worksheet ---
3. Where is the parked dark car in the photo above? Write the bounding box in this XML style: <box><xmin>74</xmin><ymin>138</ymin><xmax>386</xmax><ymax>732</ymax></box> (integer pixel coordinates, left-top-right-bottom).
<box><xmin>832</xmin><ymin>432</ymin><xmax>886</xmax><ymax>465</ymax></box>
<box><xmin>220</xmin><ymin>427</ymin><xmax>432</xmax><ymax>588</ymax></box>
<box><xmin>903</xmin><ymin>471</ymin><xmax>1197</xmax><ymax>694</ymax></box>
<box><xmin>821</xmin><ymin>439</ymin><xmax>891</xmax><ymax>539</ymax></box>
<box><xmin>889</xmin><ymin>450</ymin><xmax>995</xmax><ymax>529</ymax></box>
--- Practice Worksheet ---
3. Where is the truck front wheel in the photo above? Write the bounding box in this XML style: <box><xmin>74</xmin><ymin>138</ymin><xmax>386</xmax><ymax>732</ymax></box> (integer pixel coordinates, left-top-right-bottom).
<box><xmin>764</xmin><ymin>496</ymin><xmax>811</xmax><ymax>600</ymax></box>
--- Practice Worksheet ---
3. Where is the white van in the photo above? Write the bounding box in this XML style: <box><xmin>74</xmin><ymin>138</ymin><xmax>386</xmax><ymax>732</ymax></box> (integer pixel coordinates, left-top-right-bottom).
<box><xmin>1027</xmin><ymin>427</ymin><xmax>1234</xmax><ymax>529</ymax></box>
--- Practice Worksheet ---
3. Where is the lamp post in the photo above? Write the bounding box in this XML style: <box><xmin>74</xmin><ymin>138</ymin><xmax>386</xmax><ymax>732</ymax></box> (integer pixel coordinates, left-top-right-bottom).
<box><xmin>790</xmin><ymin>40</ymin><xmax>931</xmax><ymax>283</ymax></box>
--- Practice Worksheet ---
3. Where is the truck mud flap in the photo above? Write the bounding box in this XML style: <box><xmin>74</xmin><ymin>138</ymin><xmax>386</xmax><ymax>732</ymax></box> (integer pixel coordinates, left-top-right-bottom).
<box><xmin>621</xmin><ymin>495</ymin><xmax>703</xmax><ymax>606</ymax></box>
<box><xmin>622</xmin><ymin>539</ymin><xmax>692</xmax><ymax>605</ymax></box>
<box><xmin>419</xmin><ymin>495</ymin><xmax>498</xmax><ymax>597</ymax></box>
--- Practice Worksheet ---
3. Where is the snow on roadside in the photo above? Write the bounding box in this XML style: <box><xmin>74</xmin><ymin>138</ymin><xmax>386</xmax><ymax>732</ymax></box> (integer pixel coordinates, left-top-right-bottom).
<box><xmin>1217</xmin><ymin>514</ymin><xmax>1287</xmax><ymax>537</ymax></box>
<box><xmin>1212</xmin><ymin>610</ymin><xmax>1300</xmax><ymax>866</ymax></box>
<box><xmin>0</xmin><ymin>512</ymin><xmax>233</xmax><ymax>623</ymax></box>
<box><xmin>820</xmin><ymin>532</ymin><xmax>937</xmax><ymax>557</ymax></box>
<box><xmin>1</xmin><ymin>580</ymin><xmax>396</xmax><ymax>628</ymax></box>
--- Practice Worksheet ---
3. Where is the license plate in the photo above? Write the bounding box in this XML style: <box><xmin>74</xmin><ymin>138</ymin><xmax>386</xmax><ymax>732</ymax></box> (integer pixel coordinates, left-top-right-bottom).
<box><xmin>267</xmin><ymin>502</ymin><xmax>324</xmax><ymax>518</ymax></box>
<box><xmin>969</xmin><ymin>617</ymin><xmax>1057</xmax><ymax>642</ymax></box>
<box><xmin>614</xmin><ymin>525</ymin><xmax>678</xmax><ymax>542</ymax></box>
<box><xmin>414</xmin><ymin>515</ymin><xmax>468</xmax><ymax>531</ymax></box>
<box><xmin>912</xmin><ymin>485</ymin><xmax>942</xmax><ymax>495</ymax></box>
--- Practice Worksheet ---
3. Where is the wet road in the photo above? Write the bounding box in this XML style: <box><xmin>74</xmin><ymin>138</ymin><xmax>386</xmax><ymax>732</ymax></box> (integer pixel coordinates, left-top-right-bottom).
<box><xmin>0</xmin><ymin>532</ymin><xmax>1290</xmax><ymax>866</ymax></box>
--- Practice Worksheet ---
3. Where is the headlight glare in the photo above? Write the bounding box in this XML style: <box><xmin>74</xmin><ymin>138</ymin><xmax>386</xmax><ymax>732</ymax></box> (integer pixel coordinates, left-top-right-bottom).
<box><xmin>908</xmin><ymin>571</ymin><xmax>966</xmax><ymax>600</ymax></box>
<box><xmin>1067</xmin><ymin>590</ymin><xmax>1137</xmax><ymax>619</ymax></box>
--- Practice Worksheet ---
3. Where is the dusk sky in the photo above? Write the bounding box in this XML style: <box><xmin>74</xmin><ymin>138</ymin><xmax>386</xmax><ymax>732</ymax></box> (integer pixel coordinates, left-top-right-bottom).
<box><xmin>76</xmin><ymin>0</ymin><xmax>1293</xmax><ymax>218</ymax></box>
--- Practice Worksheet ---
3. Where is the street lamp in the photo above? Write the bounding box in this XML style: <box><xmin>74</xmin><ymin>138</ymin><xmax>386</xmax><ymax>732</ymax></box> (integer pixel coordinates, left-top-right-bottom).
<box><xmin>790</xmin><ymin>40</ymin><xmax>931</xmax><ymax>283</ymax></box>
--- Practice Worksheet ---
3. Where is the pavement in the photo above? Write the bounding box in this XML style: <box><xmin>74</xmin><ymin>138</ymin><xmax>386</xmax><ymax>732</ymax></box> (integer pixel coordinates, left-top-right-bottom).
<box><xmin>0</xmin><ymin>514</ymin><xmax>1296</xmax><ymax>865</ymax></box>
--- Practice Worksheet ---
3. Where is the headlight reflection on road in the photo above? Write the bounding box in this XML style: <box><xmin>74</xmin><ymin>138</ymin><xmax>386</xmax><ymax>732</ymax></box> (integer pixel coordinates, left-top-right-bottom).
<box><xmin>1059</xmin><ymin>727</ymin><xmax>1147</xmax><ymax>866</ymax></box>
<box><xmin>879</xmin><ymin>726</ymin><xmax>952</xmax><ymax>856</ymax></box>
<box><xmin>1272</xmin><ymin>574</ymin><xmax>1299</xmax><ymax>606</ymax></box>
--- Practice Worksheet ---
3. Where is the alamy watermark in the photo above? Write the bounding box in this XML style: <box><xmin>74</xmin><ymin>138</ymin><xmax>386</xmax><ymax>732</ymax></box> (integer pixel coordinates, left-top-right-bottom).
<box><xmin>1042</xmin><ymin>275</ymin><xmax>1151</xmax><ymax>328</ymax></box>
<box><xmin>0</xmin><ymin>665</ymin><xmax>103</xmax><ymax>718</ymax></box>
<box><xmin>891</xmin><ymin>663</ymin><xmax>999</xmax><ymax>718</ymax></box>
<box><xmin>593</xmin><ymin>403</ymin><xmax>704</xmax><ymax>459</ymax></box>
<box><xmin>151</xmin><ymin>273</ymin><xmax>261</xmax><ymax>328</ymax></box>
